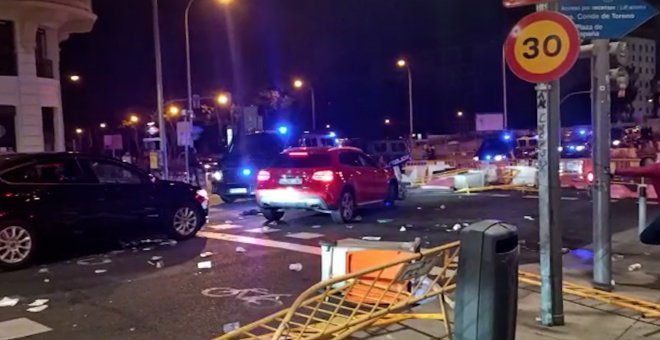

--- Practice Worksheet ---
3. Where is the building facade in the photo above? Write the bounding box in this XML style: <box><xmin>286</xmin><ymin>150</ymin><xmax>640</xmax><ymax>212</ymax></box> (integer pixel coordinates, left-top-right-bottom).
<box><xmin>0</xmin><ymin>0</ymin><xmax>96</xmax><ymax>153</ymax></box>
<box><xmin>624</xmin><ymin>37</ymin><xmax>657</xmax><ymax>122</ymax></box>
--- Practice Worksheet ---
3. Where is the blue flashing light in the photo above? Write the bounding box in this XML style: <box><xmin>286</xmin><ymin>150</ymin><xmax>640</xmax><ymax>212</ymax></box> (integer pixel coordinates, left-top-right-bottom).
<box><xmin>485</xmin><ymin>154</ymin><xmax>493</xmax><ymax>161</ymax></box>
<box><xmin>568</xmin><ymin>145</ymin><xmax>576</xmax><ymax>151</ymax></box>
<box><xmin>328</xmin><ymin>131</ymin><xmax>337</xmax><ymax>138</ymax></box>
<box><xmin>278</xmin><ymin>126</ymin><xmax>288</xmax><ymax>135</ymax></box>
<box><xmin>241</xmin><ymin>168</ymin><xmax>252</xmax><ymax>176</ymax></box>
<box><xmin>502</xmin><ymin>133</ymin><xmax>512</xmax><ymax>141</ymax></box>
<box><xmin>578</xmin><ymin>129</ymin><xmax>587</xmax><ymax>136</ymax></box>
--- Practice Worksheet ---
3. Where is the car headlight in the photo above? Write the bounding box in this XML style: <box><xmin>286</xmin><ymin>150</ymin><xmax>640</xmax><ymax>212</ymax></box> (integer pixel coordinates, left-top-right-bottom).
<box><xmin>212</xmin><ymin>171</ymin><xmax>223</xmax><ymax>181</ymax></box>
<box><xmin>576</xmin><ymin>145</ymin><xmax>586</xmax><ymax>152</ymax></box>
<box><xmin>494</xmin><ymin>155</ymin><xmax>505</xmax><ymax>162</ymax></box>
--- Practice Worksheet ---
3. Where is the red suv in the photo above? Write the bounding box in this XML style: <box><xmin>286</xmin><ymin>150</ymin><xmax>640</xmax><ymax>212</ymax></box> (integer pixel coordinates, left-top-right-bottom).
<box><xmin>256</xmin><ymin>147</ymin><xmax>400</xmax><ymax>223</ymax></box>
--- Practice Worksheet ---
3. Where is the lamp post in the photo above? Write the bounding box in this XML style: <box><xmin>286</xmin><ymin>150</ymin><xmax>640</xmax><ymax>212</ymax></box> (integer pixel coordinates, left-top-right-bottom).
<box><xmin>152</xmin><ymin>0</ymin><xmax>168</xmax><ymax>179</ymax></box>
<box><xmin>293</xmin><ymin>79</ymin><xmax>316</xmax><ymax>130</ymax></box>
<box><xmin>396</xmin><ymin>59</ymin><xmax>414</xmax><ymax>138</ymax></box>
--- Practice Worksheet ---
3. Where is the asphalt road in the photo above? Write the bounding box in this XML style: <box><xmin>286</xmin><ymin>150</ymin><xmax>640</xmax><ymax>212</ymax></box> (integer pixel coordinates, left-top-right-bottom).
<box><xmin>0</xmin><ymin>189</ymin><xmax>654</xmax><ymax>340</ymax></box>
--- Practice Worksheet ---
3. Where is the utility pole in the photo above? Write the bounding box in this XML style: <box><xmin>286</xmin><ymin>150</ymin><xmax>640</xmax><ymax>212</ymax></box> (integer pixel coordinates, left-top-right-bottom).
<box><xmin>591</xmin><ymin>39</ymin><xmax>613</xmax><ymax>291</ymax></box>
<box><xmin>536</xmin><ymin>1</ymin><xmax>564</xmax><ymax>327</ymax></box>
<box><xmin>152</xmin><ymin>0</ymin><xmax>168</xmax><ymax>179</ymax></box>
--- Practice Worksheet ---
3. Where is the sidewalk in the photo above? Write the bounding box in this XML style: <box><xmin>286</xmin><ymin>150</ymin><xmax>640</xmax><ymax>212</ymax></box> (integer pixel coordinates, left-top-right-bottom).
<box><xmin>354</xmin><ymin>228</ymin><xmax>660</xmax><ymax>339</ymax></box>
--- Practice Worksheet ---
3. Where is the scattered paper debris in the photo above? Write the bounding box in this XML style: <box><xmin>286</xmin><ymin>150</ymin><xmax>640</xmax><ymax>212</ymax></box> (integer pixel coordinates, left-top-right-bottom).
<box><xmin>148</xmin><ymin>256</ymin><xmax>164</xmax><ymax>268</ymax></box>
<box><xmin>289</xmin><ymin>263</ymin><xmax>303</xmax><ymax>272</ymax></box>
<box><xmin>400</xmin><ymin>226</ymin><xmax>407</xmax><ymax>232</ymax></box>
<box><xmin>198</xmin><ymin>261</ymin><xmax>212</xmax><ymax>269</ymax></box>
<box><xmin>43</xmin><ymin>279</ymin><xmax>50</xmax><ymax>283</ymax></box>
<box><xmin>440</xmin><ymin>205</ymin><xmax>446</xmax><ymax>210</ymax></box>
<box><xmin>628</xmin><ymin>263</ymin><xmax>642</xmax><ymax>272</ymax></box>
<box><xmin>94</xmin><ymin>269</ymin><xmax>107</xmax><ymax>274</ymax></box>
<box><xmin>0</xmin><ymin>297</ymin><xmax>19</xmax><ymax>307</ymax></box>
<box><xmin>345</xmin><ymin>225</ymin><xmax>354</xmax><ymax>229</ymax></box>
<box><xmin>235</xmin><ymin>247</ymin><xmax>247</xmax><ymax>253</ymax></box>
<box><xmin>129</xmin><ymin>327</ymin><xmax>136</xmax><ymax>332</ymax></box>
<box><xmin>160</xmin><ymin>240</ymin><xmax>178</xmax><ymax>246</ymax></box>
<box><xmin>200</xmin><ymin>252</ymin><xmax>214</xmax><ymax>258</ymax></box>
<box><xmin>311</xmin><ymin>225</ymin><xmax>322</xmax><ymax>229</ymax></box>
<box><xmin>452</xmin><ymin>224</ymin><xmax>462</xmax><ymax>231</ymax></box>
<box><xmin>417</xmin><ymin>207</ymin><xmax>423</xmax><ymax>210</ymax></box>
<box><xmin>28</xmin><ymin>299</ymin><xmax>48</xmax><ymax>307</ymax></box>
<box><xmin>38</xmin><ymin>268</ymin><xmax>49</xmax><ymax>274</ymax></box>
<box><xmin>611</xmin><ymin>254</ymin><xmax>624</xmax><ymax>261</ymax></box>
<box><xmin>223</xmin><ymin>322</ymin><xmax>241</xmax><ymax>334</ymax></box>
<box><xmin>611</xmin><ymin>280</ymin><xmax>616</xmax><ymax>286</ymax></box>
<box><xmin>142</xmin><ymin>247</ymin><xmax>154</xmax><ymax>252</ymax></box>
<box><xmin>362</xmin><ymin>236</ymin><xmax>382</xmax><ymax>241</ymax></box>
<box><xmin>27</xmin><ymin>305</ymin><xmax>48</xmax><ymax>313</ymax></box>
<box><xmin>354</xmin><ymin>216</ymin><xmax>363</xmax><ymax>221</ymax></box>
<box><xmin>523</xmin><ymin>216</ymin><xmax>535</xmax><ymax>221</ymax></box>
<box><xmin>561</xmin><ymin>248</ymin><xmax>570</xmax><ymax>254</ymax></box>
<box><xmin>377</xmin><ymin>219</ymin><xmax>394</xmax><ymax>224</ymax></box>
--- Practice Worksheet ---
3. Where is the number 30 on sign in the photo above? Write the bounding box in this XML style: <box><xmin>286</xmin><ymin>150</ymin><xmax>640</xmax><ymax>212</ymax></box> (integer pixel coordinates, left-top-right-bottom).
<box><xmin>505</xmin><ymin>11</ymin><xmax>580</xmax><ymax>83</ymax></box>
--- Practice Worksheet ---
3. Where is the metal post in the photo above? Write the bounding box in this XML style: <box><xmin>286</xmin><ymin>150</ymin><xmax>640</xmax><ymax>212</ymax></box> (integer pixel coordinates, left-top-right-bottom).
<box><xmin>311</xmin><ymin>87</ymin><xmax>316</xmax><ymax>130</ymax></box>
<box><xmin>152</xmin><ymin>0</ymin><xmax>168</xmax><ymax>179</ymax></box>
<box><xmin>639</xmin><ymin>183</ymin><xmax>647</xmax><ymax>236</ymax></box>
<box><xmin>184</xmin><ymin>0</ymin><xmax>197</xmax><ymax>183</ymax></box>
<box><xmin>407</xmin><ymin>66</ymin><xmax>414</xmax><ymax>137</ymax></box>
<box><xmin>592</xmin><ymin>39</ymin><xmax>613</xmax><ymax>291</ymax></box>
<box><xmin>536</xmin><ymin>1</ymin><xmax>564</xmax><ymax>326</ymax></box>
<box><xmin>184</xmin><ymin>110</ymin><xmax>190</xmax><ymax>183</ymax></box>
<box><xmin>502</xmin><ymin>45</ymin><xmax>508</xmax><ymax>130</ymax></box>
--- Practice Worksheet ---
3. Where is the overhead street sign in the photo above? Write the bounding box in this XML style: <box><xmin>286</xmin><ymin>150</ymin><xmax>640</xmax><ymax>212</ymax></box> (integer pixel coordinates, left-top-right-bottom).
<box><xmin>505</xmin><ymin>11</ymin><xmax>581</xmax><ymax>83</ymax></box>
<box><xmin>503</xmin><ymin>0</ymin><xmax>548</xmax><ymax>8</ymax></box>
<box><xmin>559</xmin><ymin>0</ymin><xmax>659</xmax><ymax>39</ymax></box>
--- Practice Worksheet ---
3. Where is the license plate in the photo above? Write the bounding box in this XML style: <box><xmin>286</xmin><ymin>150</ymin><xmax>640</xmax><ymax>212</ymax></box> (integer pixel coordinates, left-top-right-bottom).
<box><xmin>229</xmin><ymin>188</ymin><xmax>248</xmax><ymax>194</ymax></box>
<box><xmin>279</xmin><ymin>177</ymin><xmax>302</xmax><ymax>185</ymax></box>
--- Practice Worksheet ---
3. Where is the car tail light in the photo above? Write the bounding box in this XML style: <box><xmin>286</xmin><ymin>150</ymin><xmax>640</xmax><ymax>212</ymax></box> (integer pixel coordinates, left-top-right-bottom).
<box><xmin>587</xmin><ymin>172</ymin><xmax>594</xmax><ymax>183</ymax></box>
<box><xmin>312</xmin><ymin>170</ymin><xmax>334</xmax><ymax>182</ymax></box>
<box><xmin>195</xmin><ymin>189</ymin><xmax>209</xmax><ymax>204</ymax></box>
<box><xmin>257</xmin><ymin>170</ymin><xmax>271</xmax><ymax>181</ymax></box>
<box><xmin>289</xmin><ymin>152</ymin><xmax>309</xmax><ymax>157</ymax></box>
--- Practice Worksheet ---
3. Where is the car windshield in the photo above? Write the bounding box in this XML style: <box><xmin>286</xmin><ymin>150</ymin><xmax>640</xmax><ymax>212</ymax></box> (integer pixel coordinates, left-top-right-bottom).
<box><xmin>273</xmin><ymin>153</ymin><xmax>332</xmax><ymax>168</ymax></box>
<box><xmin>225</xmin><ymin>134</ymin><xmax>285</xmax><ymax>161</ymax></box>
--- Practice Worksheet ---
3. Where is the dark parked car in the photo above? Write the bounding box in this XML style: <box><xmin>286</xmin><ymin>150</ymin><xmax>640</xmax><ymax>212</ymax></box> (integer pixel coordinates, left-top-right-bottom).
<box><xmin>0</xmin><ymin>153</ymin><xmax>209</xmax><ymax>270</ymax></box>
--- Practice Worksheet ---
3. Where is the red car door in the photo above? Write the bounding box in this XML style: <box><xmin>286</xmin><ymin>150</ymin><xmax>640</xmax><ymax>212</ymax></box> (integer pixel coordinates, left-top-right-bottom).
<box><xmin>338</xmin><ymin>151</ymin><xmax>370</xmax><ymax>204</ymax></box>
<box><xmin>358</xmin><ymin>153</ymin><xmax>389</xmax><ymax>202</ymax></box>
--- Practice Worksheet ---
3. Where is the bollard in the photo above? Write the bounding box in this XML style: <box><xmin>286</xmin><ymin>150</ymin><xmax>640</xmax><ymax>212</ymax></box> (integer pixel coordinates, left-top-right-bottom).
<box><xmin>639</xmin><ymin>184</ymin><xmax>647</xmax><ymax>237</ymax></box>
<box><xmin>454</xmin><ymin>220</ymin><xmax>519</xmax><ymax>340</ymax></box>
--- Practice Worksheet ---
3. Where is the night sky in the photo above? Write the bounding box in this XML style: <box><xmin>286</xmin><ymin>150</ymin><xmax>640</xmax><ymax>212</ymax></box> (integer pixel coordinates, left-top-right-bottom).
<box><xmin>59</xmin><ymin>1</ymin><xmax>659</xmax><ymax>138</ymax></box>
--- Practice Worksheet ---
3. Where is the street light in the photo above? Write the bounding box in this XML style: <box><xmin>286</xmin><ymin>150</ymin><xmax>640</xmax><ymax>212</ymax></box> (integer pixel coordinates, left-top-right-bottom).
<box><xmin>325</xmin><ymin>124</ymin><xmax>331</xmax><ymax>129</ymax></box>
<box><xmin>217</xmin><ymin>93</ymin><xmax>230</xmax><ymax>106</ymax></box>
<box><xmin>396</xmin><ymin>58</ymin><xmax>414</xmax><ymax>138</ymax></box>
<box><xmin>168</xmin><ymin>106</ymin><xmax>181</xmax><ymax>117</ymax></box>
<box><xmin>293</xmin><ymin>78</ymin><xmax>316</xmax><ymax>129</ymax></box>
<box><xmin>99</xmin><ymin>123</ymin><xmax>107</xmax><ymax>129</ymax></box>
<box><xmin>69</xmin><ymin>75</ymin><xmax>81</xmax><ymax>82</ymax></box>
<box><xmin>385</xmin><ymin>119</ymin><xmax>391</xmax><ymax>125</ymax></box>
<box><xmin>75</xmin><ymin>128</ymin><xmax>83</xmax><ymax>135</ymax></box>
<box><xmin>129</xmin><ymin>114</ymin><xmax>140</xmax><ymax>124</ymax></box>
<box><xmin>457</xmin><ymin>111</ymin><xmax>464</xmax><ymax>117</ymax></box>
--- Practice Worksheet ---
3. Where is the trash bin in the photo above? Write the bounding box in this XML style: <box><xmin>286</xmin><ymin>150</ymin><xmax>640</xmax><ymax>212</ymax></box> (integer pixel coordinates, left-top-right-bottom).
<box><xmin>454</xmin><ymin>220</ymin><xmax>519</xmax><ymax>340</ymax></box>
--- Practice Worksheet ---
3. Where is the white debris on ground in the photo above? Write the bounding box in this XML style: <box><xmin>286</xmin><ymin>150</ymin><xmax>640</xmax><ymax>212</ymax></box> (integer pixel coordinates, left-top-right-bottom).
<box><xmin>289</xmin><ymin>263</ymin><xmax>303</xmax><ymax>272</ymax></box>
<box><xmin>199</xmin><ymin>252</ymin><xmax>214</xmax><ymax>258</ymax></box>
<box><xmin>452</xmin><ymin>224</ymin><xmax>463</xmax><ymax>231</ymax></box>
<box><xmin>142</xmin><ymin>247</ymin><xmax>154</xmax><ymax>252</ymax></box>
<box><xmin>43</xmin><ymin>279</ymin><xmax>50</xmax><ymax>283</ymax></box>
<box><xmin>377</xmin><ymin>219</ymin><xmax>394</xmax><ymax>224</ymax></box>
<box><xmin>26</xmin><ymin>305</ymin><xmax>48</xmax><ymax>313</ymax></box>
<box><xmin>524</xmin><ymin>216</ymin><xmax>535</xmax><ymax>221</ymax></box>
<box><xmin>223</xmin><ymin>322</ymin><xmax>241</xmax><ymax>334</ymax></box>
<box><xmin>399</xmin><ymin>226</ymin><xmax>407</xmax><ymax>232</ymax></box>
<box><xmin>345</xmin><ymin>225</ymin><xmax>354</xmax><ymax>229</ymax></box>
<box><xmin>440</xmin><ymin>205</ymin><xmax>446</xmax><ymax>210</ymax></box>
<box><xmin>0</xmin><ymin>297</ymin><xmax>19</xmax><ymax>307</ymax></box>
<box><xmin>198</xmin><ymin>261</ymin><xmax>212</xmax><ymax>269</ymax></box>
<box><xmin>38</xmin><ymin>268</ymin><xmax>49</xmax><ymax>274</ymax></box>
<box><xmin>417</xmin><ymin>207</ymin><xmax>423</xmax><ymax>210</ymax></box>
<box><xmin>311</xmin><ymin>225</ymin><xmax>322</xmax><ymax>229</ymax></box>
<box><xmin>235</xmin><ymin>247</ymin><xmax>247</xmax><ymax>253</ymax></box>
<box><xmin>28</xmin><ymin>299</ymin><xmax>48</xmax><ymax>307</ymax></box>
<box><xmin>148</xmin><ymin>256</ymin><xmax>164</xmax><ymax>268</ymax></box>
<box><xmin>628</xmin><ymin>263</ymin><xmax>642</xmax><ymax>272</ymax></box>
<box><xmin>362</xmin><ymin>236</ymin><xmax>382</xmax><ymax>241</ymax></box>
<box><xmin>160</xmin><ymin>240</ymin><xmax>178</xmax><ymax>246</ymax></box>
<box><xmin>354</xmin><ymin>216</ymin><xmax>363</xmax><ymax>221</ymax></box>
<box><xmin>611</xmin><ymin>254</ymin><xmax>624</xmax><ymax>261</ymax></box>
<box><xmin>94</xmin><ymin>269</ymin><xmax>107</xmax><ymax>274</ymax></box>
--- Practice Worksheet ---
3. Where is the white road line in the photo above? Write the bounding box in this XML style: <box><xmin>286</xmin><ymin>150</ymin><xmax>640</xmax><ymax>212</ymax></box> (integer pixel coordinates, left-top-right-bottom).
<box><xmin>523</xmin><ymin>195</ymin><xmax>539</xmax><ymax>199</ymax></box>
<box><xmin>489</xmin><ymin>194</ymin><xmax>511</xmax><ymax>197</ymax></box>
<box><xmin>560</xmin><ymin>197</ymin><xmax>579</xmax><ymax>201</ymax></box>
<box><xmin>0</xmin><ymin>318</ymin><xmax>52</xmax><ymax>340</ymax></box>
<box><xmin>205</xmin><ymin>224</ymin><xmax>242</xmax><ymax>231</ymax></box>
<box><xmin>244</xmin><ymin>227</ymin><xmax>281</xmax><ymax>234</ymax></box>
<box><xmin>286</xmin><ymin>232</ymin><xmax>325</xmax><ymax>240</ymax></box>
<box><xmin>197</xmin><ymin>231</ymin><xmax>321</xmax><ymax>255</ymax></box>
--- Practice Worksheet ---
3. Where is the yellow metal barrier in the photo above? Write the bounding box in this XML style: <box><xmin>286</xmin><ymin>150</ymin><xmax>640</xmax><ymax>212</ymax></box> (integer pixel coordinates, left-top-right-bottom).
<box><xmin>455</xmin><ymin>184</ymin><xmax>528</xmax><ymax>193</ymax></box>
<box><xmin>519</xmin><ymin>271</ymin><xmax>660</xmax><ymax>318</ymax></box>
<box><xmin>216</xmin><ymin>242</ymin><xmax>461</xmax><ymax>340</ymax></box>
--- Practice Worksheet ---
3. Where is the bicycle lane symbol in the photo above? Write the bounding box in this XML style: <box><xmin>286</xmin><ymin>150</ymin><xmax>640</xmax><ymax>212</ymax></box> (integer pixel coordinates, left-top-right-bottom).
<box><xmin>202</xmin><ymin>287</ymin><xmax>292</xmax><ymax>309</ymax></box>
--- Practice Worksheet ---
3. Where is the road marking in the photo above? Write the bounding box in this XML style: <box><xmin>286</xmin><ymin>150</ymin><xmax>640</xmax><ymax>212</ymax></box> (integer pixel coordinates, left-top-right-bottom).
<box><xmin>197</xmin><ymin>231</ymin><xmax>321</xmax><ymax>255</ymax></box>
<box><xmin>206</xmin><ymin>224</ymin><xmax>242</xmax><ymax>231</ymax></box>
<box><xmin>245</xmin><ymin>227</ymin><xmax>281</xmax><ymax>234</ymax></box>
<box><xmin>489</xmin><ymin>194</ymin><xmax>511</xmax><ymax>197</ymax></box>
<box><xmin>523</xmin><ymin>195</ymin><xmax>539</xmax><ymax>199</ymax></box>
<box><xmin>286</xmin><ymin>232</ymin><xmax>325</xmax><ymax>240</ymax></box>
<box><xmin>648</xmin><ymin>201</ymin><xmax>659</xmax><ymax>205</ymax></box>
<box><xmin>0</xmin><ymin>318</ymin><xmax>52</xmax><ymax>340</ymax></box>
<box><xmin>560</xmin><ymin>197</ymin><xmax>579</xmax><ymax>201</ymax></box>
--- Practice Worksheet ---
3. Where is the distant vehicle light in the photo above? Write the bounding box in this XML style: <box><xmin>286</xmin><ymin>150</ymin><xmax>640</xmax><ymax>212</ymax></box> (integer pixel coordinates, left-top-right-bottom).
<box><xmin>578</xmin><ymin>129</ymin><xmax>587</xmax><ymax>136</ymax></box>
<box><xmin>568</xmin><ymin>145</ymin><xmax>576</xmax><ymax>151</ymax></box>
<box><xmin>494</xmin><ymin>155</ymin><xmax>504</xmax><ymax>162</ymax></box>
<box><xmin>473</xmin><ymin>156</ymin><xmax>479</xmax><ymax>161</ymax></box>
<box><xmin>212</xmin><ymin>171</ymin><xmax>223</xmax><ymax>181</ymax></box>
<box><xmin>241</xmin><ymin>168</ymin><xmax>252</xmax><ymax>176</ymax></box>
<box><xmin>485</xmin><ymin>154</ymin><xmax>493</xmax><ymax>161</ymax></box>
<box><xmin>502</xmin><ymin>133</ymin><xmax>512</xmax><ymax>141</ymax></box>
<box><xmin>328</xmin><ymin>131</ymin><xmax>336</xmax><ymax>138</ymax></box>
<box><xmin>558</xmin><ymin>146</ymin><xmax>564</xmax><ymax>152</ymax></box>
<box><xmin>587</xmin><ymin>172</ymin><xmax>594</xmax><ymax>183</ymax></box>
<box><xmin>612</xmin><ymin>140</ymin><xmax>621</xmax><ymax>146</ymax></box>
<box><xmin>312</xmin><ymin>170</ymin><xmax>334</xmax><ymax>182</ymax></box>
<box><xmin>576</xmin><ymin>145</ymin><xmax>586</xmax><ymax>152</ymax></box>
<box><xmin>203</xmin><ymin>164</ymin><xmax>211</xmax><ymax>170</ymax></box>
<box><xmin>257</xmin><ymin>170</ymin><xmax>270</xmax><ymax>181</ymax></box>
<box><xmin>278</xmin><ymin>126</ymin><xmax>288</xmax><ymax>134</ymax></box>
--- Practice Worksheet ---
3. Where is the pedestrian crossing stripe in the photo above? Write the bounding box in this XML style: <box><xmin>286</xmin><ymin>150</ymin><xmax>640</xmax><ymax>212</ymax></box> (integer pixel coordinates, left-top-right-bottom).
<box><xmin>0</xmin><ymin>318</ymin><xmax>52</xmax><ymax>340</ymax></box>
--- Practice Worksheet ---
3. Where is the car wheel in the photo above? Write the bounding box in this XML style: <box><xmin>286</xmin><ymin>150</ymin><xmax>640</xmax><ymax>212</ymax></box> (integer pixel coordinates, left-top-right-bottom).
<box><xmin>220</xmin><ymin>195</ymin><xmax>236</xmax><ymax>204</ymax></box>
<box><xmin>168</xmin><ymin>202</ymin><xmax>204</xmax><ymax>240</ymax></box>
<box><xmin>385</xmin><ymin>182</ymin><xmax>398</xmax><ymax>206</ymax></box>
<box><xmin>0</xmin><ymin>221</ymin><xmax>37</xmax><ymax>270</ymax></box>
<box><xmin>332</xmin><ymin>190</ymin><xmax>356</xmax><ymax>223</ymax></box>
<box><xmin>262</xmin><ymin>208</ymin><xmax>284</xmax><ymax>222</ymax></box>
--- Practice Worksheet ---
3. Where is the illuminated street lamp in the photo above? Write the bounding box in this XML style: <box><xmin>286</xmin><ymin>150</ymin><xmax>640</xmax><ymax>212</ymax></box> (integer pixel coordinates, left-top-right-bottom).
<box><xmin>325</xmin><ymin>124</ymin><xmax>331</xmax><ymax>129</ymax></box>
<box><xmin>69</xmin><ymin>75</ymin><xmax>81</xmax><ymax>82</ymax></box>
<box><xmin>75</xmin><ymin>128</ymin><xmax>83</xmax><ymax>135</ymax></box>
<box><xmin>396</xmin><ymin>58</ymin><xmax>414</xmax><ymax>138</ymax></box>
<box><xmin>293</xmin><ymin>78</ymin><xmax>316</xmax><ymax>129</ymax></box>
<box><xmin>385</xmin><ymin>119</ymin><xmax>391</xmax><ymax>125</ymax></box>
<box><xmin>129</xmin><ymin>114</ymin><xmax>140</xmax><ymax>125</ymax></box>
<box><xmin>99</xmin><ymin>123</ymin><xmax>107</xmax><ymax>129</ymax></box>
<box><xmin>168</xmin><ymin>106</ymin><xmax>181</xmax><ymax>117</ymax></box>
<box><xmin>217</xmin><ymin>93</ymin><xmax>230</xmax><ymax>106</ymax></box>
<box><xmin>457</xmin><ymin>111</ymin><xmax>464</xmax><ymax>117</ymax></box>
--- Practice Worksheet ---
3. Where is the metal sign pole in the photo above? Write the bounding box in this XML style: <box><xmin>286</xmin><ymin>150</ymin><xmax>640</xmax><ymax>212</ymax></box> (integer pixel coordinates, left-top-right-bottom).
<box><xmin>591</xmin><ymin>39</ymin><xmax>613</xmax><ymax>291</ymax></box>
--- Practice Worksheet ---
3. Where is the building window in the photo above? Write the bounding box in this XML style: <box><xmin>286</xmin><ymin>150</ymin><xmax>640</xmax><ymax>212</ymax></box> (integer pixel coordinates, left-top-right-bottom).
<box><xmin>35</xmin><ymin>28</ymin><xmax>53</xmax><ymax>78</ymax></box>
<box><xmin>42</xmin><ymin>107</ymin><xmax>55</xmax><ymax>152</ymax></box>
<box><xmin>0</xmin><ymin>20</ymin><xmax>17</xmax><ymax>76</ymax></box>
<box><xmin>0</xmin><ymin>106</ymin><xmax>16</xmax><ymax>153</ymax></box>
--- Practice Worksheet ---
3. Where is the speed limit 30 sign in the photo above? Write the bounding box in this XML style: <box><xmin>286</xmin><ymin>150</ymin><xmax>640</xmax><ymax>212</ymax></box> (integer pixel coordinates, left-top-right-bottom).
<box><xmin>505</xmin><ymin>11</ymin><xmax>580</xmax><ymax>83</ymax></box>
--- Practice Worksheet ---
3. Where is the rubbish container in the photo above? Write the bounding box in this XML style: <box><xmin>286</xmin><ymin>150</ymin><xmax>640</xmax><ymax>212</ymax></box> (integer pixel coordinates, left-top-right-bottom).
<box><xmin>454</xmin><ymin>220</ymin><xmax>519</xmax><ymax>340</ymax></box>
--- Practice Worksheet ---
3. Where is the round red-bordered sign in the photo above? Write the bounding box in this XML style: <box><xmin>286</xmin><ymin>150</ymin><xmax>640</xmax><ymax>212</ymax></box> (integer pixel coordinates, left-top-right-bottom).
<box><xmin>505</xmin><ymin>11</ymin><xmax>580</xmax><ymax>83</ymax></box>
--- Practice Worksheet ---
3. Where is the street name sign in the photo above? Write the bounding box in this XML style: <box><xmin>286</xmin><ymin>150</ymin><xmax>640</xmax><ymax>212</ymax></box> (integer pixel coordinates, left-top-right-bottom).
<box><xmin>505</xmin><ymin>11</ymin><xmax>581</xmax><ymax>83</ymax></box>
<box><xmin>503</xmin><ymin>0</ymin><xmax>548</xmax><ymax>8</ymax></box>
<box><xmin>559</xmin><ymin>0</ymin><xmax>659</xmax><ymax>39</ymax></box>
